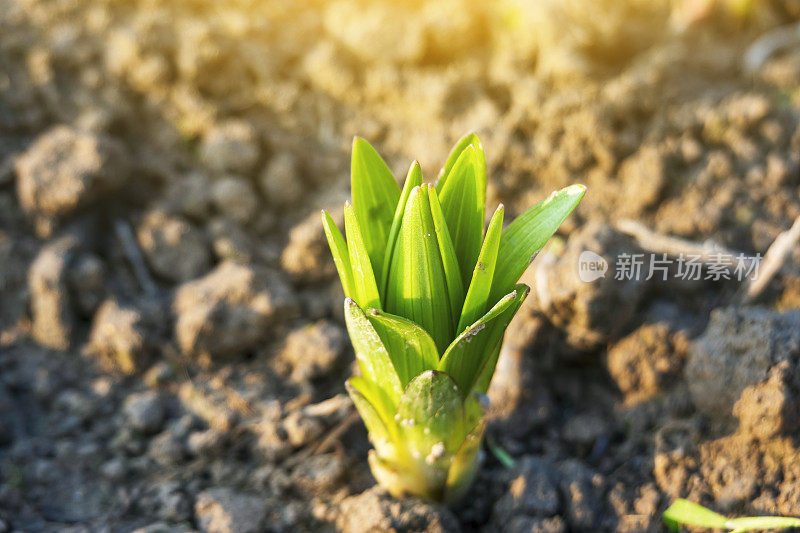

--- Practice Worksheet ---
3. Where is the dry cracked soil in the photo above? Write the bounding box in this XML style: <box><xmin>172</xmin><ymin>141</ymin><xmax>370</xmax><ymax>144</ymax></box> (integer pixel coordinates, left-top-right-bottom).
<box><xmin>1</xmin><ymin>0</ymin><xmax>800</xmax><ymax>532</ymax></box>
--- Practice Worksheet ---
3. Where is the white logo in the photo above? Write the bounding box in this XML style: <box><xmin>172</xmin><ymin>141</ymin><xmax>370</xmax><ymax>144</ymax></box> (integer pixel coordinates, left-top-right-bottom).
<box><xmin>578</xmin><ymin>250</ymin><xmax>608</xmax><ymax>282</ymax></box>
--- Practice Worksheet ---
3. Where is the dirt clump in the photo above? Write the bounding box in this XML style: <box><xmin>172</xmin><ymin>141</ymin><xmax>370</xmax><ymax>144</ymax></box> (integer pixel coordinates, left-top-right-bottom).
<box><xmin>15</xmin><ymin>125</ymin><xmax>130</xmax><ymax>235</ymax></box>
<box><xmin>173</xmin><ymin>261</ymin><xmax>296</xmax><ymax>359</ymax></box>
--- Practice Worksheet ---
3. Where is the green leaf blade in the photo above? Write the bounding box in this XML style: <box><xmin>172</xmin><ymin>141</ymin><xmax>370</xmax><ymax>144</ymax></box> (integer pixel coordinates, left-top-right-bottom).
<box><xmin>385</xmin><ymin>186</ymin><xmax>454</xmax><ymax>354</ymax></box>
<box><xmin>428</xmin><ymin>186</ymin><xmax>466</xmax><ymax>330</ymax></box>
<box><xmin>490</xmin><ymin>185</ymin><xmax>585</xmax><ymax>303</ymax></box>
<box><xmin>457</xmin><ymin>204</ymin><xmax>504</xmax><ymax>334</ymax></box>
<box><xmin>321</xmin><ymin>210</ymin><xmax>354</xmax><ymax>298</ymax></box>
<box><xmin>351</xmin><ymin>137</ymin><xmax>402</xmax><ymax>277</ymax></box>
<box><xmin>436</xmin><ymin>132</ymin><xmax>486</xmax><ymax>195</ymax></box>
<box><xmin>343</xmin><ymin>298</ymin><xmax>402</xmax><ymax>403</ymax></box>
<box><xmin>437</xmin><ymin>145</ymin><xmax>487</xmax><ymax>288</ymax></box>
<box><xmin>344</xmin><ymin>202</ymin><xmax>382</xmax><ymax>310</ymax></box>
<box><xmin>438</xmin><ymin>285</ymin><xmax>529</xmax><ymax>398</ymax></box>
<box><xmin>367</xmin><ymin>308</ymin><xmax>440</xmax><ymax>388</ymax></box>
<box><xmin>380</xmin><ymin>161</ymin><xmax>423</xmax><ymax>298</ymax></box>
<box><xmin>444</xmin><ymin>419</ymin><xmax>485</xmax><ymax>503</ymax></box>
<box><xmin>346</xmin><ymin>376</ymin><xmax>396</xmax><ymax>444</ymax></box>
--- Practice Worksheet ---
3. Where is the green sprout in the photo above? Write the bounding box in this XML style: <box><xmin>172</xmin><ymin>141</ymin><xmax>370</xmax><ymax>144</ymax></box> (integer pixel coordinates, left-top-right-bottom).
<box><xmin>663</xmin><ymin>499</ymin><xmax>800</xmax><ymax>533</ymax></box>
<box><xmin>322</xmin><ymin>133</ymin><xmax>585</xmax><ymax>502</ymax></box>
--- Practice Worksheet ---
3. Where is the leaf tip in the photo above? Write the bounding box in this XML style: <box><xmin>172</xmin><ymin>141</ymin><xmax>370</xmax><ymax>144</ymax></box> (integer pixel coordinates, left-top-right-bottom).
<box><xmin>566</xmin><ymin>184</ymin><xmax>587</xmax><ymax>197</ymax></box>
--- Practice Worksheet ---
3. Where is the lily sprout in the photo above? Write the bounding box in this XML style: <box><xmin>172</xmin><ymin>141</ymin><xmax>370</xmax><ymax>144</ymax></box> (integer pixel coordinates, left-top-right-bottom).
<box><xmin>322</xmin><ymin>133</ymin><xmax>585</xmax><ymax>502</ymax></box>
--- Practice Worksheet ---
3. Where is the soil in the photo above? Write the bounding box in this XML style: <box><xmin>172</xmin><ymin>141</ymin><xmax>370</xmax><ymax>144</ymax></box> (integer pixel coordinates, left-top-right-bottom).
<box><xmin>1</xmin><ymin>1</ymin><xmax>800</xmax><ymax>532</ymax></box>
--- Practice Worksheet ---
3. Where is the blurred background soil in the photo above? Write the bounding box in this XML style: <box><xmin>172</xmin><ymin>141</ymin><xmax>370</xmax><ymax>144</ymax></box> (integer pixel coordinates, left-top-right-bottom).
<box><xmin>1</xmin><ymin>0</ymin><xmax>800</xmax><ymax>531</ymax></box>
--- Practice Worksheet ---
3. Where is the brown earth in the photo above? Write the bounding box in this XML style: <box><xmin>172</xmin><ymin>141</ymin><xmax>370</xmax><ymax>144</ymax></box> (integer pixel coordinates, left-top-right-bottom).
<box><xmin>1</xmin><ymin>0</ymin><xmax>800</xmax><ymax>531</ymax></box>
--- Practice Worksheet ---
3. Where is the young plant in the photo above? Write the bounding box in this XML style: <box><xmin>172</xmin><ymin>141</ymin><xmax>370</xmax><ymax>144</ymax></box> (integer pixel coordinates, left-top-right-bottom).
<box><xmin>663</xmin><ymin>498</ymin><xmax>800</xmax><ymax>532</ymax></box>
<box><xmin>322</xmin><ymin>133</ymin><xmax>585</xmax><ymax>502</ymax></box>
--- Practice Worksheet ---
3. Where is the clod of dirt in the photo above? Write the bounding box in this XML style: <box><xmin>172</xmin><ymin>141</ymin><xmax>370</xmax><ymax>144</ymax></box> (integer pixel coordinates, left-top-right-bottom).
<box><xmin>85</xmin><ymin>299</ymin><xmax>151</xmax><ymax>374</ymax></box>
<box><xmin>123</xmin><ymin>390</ymin><xmax>167</xmax><ymax>435</ymax></box>
<box><xmin>0</xmin><ymin>231</ymin><xmax>31</xmax><ymax>330</ymax></box>
<box><xmin>15</xmin><ymin>125</ymin><xmax>129</xmax><ymax>233</ymax></box>
<box><xmin>281</xmin><ymin>208</ymin><xmax>340</xmax><ymax>284</ymax></box>
<box><xmin>733</xmin><ymin>361</ymin><xmax>800</xmax><ymax>440</ymax></box>
<box><xmin>163</xmin><ymin>172</ymin><xmax>213</xmax><ymax>220</ymax></box>
<box><xmin>207</xmin><ymin>218</ymin><xmax>255</xmax><ymax>263</ymax></box>
<box><xmin>606</xmin><ymin>323</ymin><xmax>688</xmax><ymax>404</ymax></box>
<box><xmin>336</xmin><ymin>486</ymin><xmax>461</xmax><ymax>533</ymax></box>
<box><xmin>199</xmin><ymin>120</ymin><xmax>261</xmax><ymax>175</ymax></box>
<box><xmin>195</xmin><ymin>488</ymin><xmax>267</xmax><ymax>533</ymax></box>
<box><xmin>211</xmin><ymin>176</ymin><xmax>260</xmax><ymax>225</ymax></box>
<box><xmin>324</xmin><ymin>2</ymin><xmax>424</xmax><ymax>64</ymax></box>
<box><xmin>534</xmin><ymin>222</ymin><xmax>647</xmax><ymax>351</ymax></box>
<box><xmin>506</xmin><ymin>515</ymin><xmax>566</xmax><ymax>533</ymax></box>
<box><xmin>557</xmin><ymin>459</ymin><xmax>604</xmax><ymax>530</ymax></box>
<box><xmin>251</xmin><ymin>415</ymin><xmax>291</xmax><ymax>463</ymax></box>
<box><xmin>67</xmin><ymin>253</ymin><xmax>105</xmax><ymax>317</ymax></box>
<box><xmin>617</xmin><ymin>145</ymin><xmax>667</xmax><ymax>216</ymax></box>
<box><xmin>136</xmin><ymin>209</ymin><xmax>211</xmax><ymax>283</ymax></box>
<box><xmin>562</xmin><ymin>413</ymin><xmax>611</xmax><ymax>451</ymax></box>
<box><xmin>147</xmin><ymin>430</ymin><xmax>185</xmax><ymax>467</ymax></box>
<box><xmin>173</xmin><ymin>261</ymin><xmax>296</xmax><ymax>359</ymax></box>
<box><xmin>259</xmin><ymin>152</ymin><xmax>304</xmax><ymax>208</ymax></box>
<box><xmin>686</xmin><ymin>306</ymin><xmax>800</xmax><ymax>420</ymax></box>
<box><xmin>186</xmin><ymin>428</ymin><xmax>226</xmax><ymax>458</ymax></box>
<box><xmin>0</xmin><ymin>385</ymin><xmax>16</xmax><ymax>446</ymax></box>
<box><xmin>132</xmin><ymin>522</ymin><xmax>193</xmax><ymax>533</ymax></box>
<box><xmin>292</xmin><ymin>453</ymin><xmax>346</xmax><ymax>492</ymax></box>
<box><xmin>28</xmin><ymin>235</ymin><xmax>79</xmax><ymax>350</ymax></box>
<box><xmin>276</xmin><ymin>320</ymin><xmax>347</xmax><ymax>383</ymax></box>
<box><xmin>493</xmin><ymin>457</ymin><xmax>561</xmax><ymax>521</ymax></box>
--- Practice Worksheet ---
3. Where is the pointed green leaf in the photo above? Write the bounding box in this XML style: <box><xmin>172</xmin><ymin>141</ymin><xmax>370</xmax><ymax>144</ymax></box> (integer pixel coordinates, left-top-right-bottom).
<box><xmin>473</xmin><ymin>340</ymin><xmax>503</xmax><ymax>395</ymax></box>
<box><xmin>438</xmin><ymin>285</ymin><xmax>529</xmax><ymax>399</ymax></box>
<box><xmin>380</xmin><ymin>161</ymin><xmax>422</xmax><ymax>299</ymax></box>
<box><xmin>427</xmin><ymin>186</ymin><xmax>465</xmax><ymax>328</ymax></box>
<box><xmin>457</xmin><ymin>204</ymin><xmax>504</xmax><ymax>334</ymax></box>
<box><xmin>346</xmin><ymin>377</ymin><xmax>395</xmax><ymax>444</ymax></box>
<box><xmin>397</xmin><ymin>370</ymin><xmax>465</xmax><ymax>463</ymax></box>
<box><xmin>437</xmin><ymin>145</ymin><xmax>486</xmax><ymax>287</ymax></box>
<box><xmin>351</xmin><ymin>137</ymin><xmax>402</xmax><ymax>277</ymax></box>
<box><xmin>366</xmin><ymin>308</ymin><xmax>440</xmax><ymax>388</ymax></box>
<box><xmin>344</xmin><ymin>201</ymin><xmax>381</xmax><ymax>310</ymax></box>
<box><xmin>444</xmin><ymin>419</ymin><xmax>485</xmax><ymax>503</ymax></box>
<box><xmin>662</xmin><ymin>499</ymin><xmax>800</xmax><ymax>533</ymax></box>
<box><xmin>385</xmin><ymin>186</ymin><xmax>453</xmax><ymax>353</ymax></box>
<box><xmin>436</xmin><ymin>132</ymin><xmax>486</xmax><ymax>194</ymax></box>
<box><xmin>490</xmin><ymin>185</ymin><xmax>586</xmax><ymax>303</ymax></box>
<box><xmin>343</xmin><ymin>298</ymin><xmax>402</xmax><ymax>403</ymax></box>
<box><xmin>321</xmin><ymin>210</ymin><xmax>354</xmax><ymax>298</ymax></box>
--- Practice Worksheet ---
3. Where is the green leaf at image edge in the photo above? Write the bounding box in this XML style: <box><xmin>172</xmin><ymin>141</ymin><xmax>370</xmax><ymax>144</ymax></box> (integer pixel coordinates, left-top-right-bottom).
<box><xmin>663</xmin><ymin>498</ymin><xmax>800</xmax><ymax>533</ymax></box>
